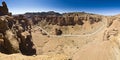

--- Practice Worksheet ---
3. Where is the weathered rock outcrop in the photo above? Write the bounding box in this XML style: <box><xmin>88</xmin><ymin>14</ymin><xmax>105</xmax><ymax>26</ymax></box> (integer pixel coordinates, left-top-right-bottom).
<box><xmin>0</xmin><ymin>15</ymin><xmax>36</xmax><ymax>55</ymax></box>
<box><xmin>0</xmin><ymin>1</ymin><xmax>9</xmax><ymax>16</ymax></box>
<box><xmin>0</xmin><ymin>16</ymin><xmax>19</xmax><ymax>53</ymax></box>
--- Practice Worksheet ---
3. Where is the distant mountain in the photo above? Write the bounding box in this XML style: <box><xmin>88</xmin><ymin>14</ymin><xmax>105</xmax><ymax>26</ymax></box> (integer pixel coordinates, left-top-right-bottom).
<box><xmin>25</xmin><ymin>11</ymin><xmax>62</xmax><ymax>17</ymax></box>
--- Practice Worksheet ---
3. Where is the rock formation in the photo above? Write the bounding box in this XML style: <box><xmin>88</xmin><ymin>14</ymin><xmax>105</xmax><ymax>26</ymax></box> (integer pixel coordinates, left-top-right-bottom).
<box><xmin>0</xmin><ymin>16</ymin><xmax>35</xmax><ymax>55</ymax></box>
<box><xmin>0</xmin><ymin>15</ymin><xmax>36</xmax><ymax>55</ymax></box>
<box><xmin>0</xmin><ymin>1</ymin><xmax>9</xmax><ymax>16</ymax></box>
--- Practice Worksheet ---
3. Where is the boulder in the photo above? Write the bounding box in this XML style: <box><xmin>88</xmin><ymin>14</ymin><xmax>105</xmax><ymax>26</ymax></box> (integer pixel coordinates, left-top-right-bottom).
<box><xmin>55</xmin><ymin>28</ymin><xmax>62</xmax><ymax>35</ymax></box>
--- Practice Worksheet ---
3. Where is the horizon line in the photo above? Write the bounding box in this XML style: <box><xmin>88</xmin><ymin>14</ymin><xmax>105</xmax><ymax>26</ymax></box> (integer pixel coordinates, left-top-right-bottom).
<box><xmin>11</xmin><ymin>11</ymin><xmax>119</xmax><ymax>16</ymax></box>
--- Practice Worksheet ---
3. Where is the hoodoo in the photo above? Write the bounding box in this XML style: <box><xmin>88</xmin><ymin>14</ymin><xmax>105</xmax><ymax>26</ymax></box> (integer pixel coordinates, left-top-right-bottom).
<box><xmin>0</xmin><ymin>1</ymin><xmax>9</xmax><ymax>16</ymax></box>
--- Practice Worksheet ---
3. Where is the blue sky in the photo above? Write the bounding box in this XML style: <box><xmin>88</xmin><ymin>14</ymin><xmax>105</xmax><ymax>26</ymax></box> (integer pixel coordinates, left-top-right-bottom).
<box><xmin>2</xmin><ymin>0</ymin><xmax>120</xmax><ymax>15</ymax></box>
